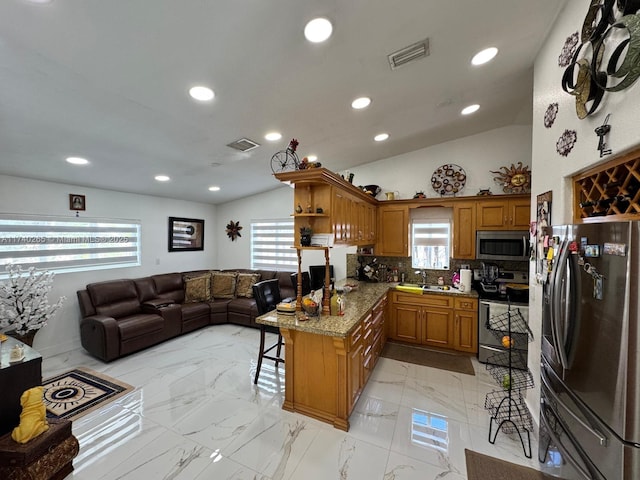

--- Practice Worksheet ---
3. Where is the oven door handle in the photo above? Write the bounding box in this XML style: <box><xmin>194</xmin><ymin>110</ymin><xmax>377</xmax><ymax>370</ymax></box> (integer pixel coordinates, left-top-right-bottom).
<box><xmin>540</xmin><ymin>403</ymin><xmax>599</xmax><ymax>480</ymax></box>
<box><xmin>540</xmin><ymin>370</ymin><xmax>607</xmax><ymax>446</ymax></box>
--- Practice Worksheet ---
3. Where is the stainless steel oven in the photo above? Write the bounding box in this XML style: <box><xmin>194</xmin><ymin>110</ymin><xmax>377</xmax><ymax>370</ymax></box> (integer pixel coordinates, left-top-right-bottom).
<box><xmin>478</xmin><ymin>299</ymin><xmax>529</xmax><ymax>368</ymax></box>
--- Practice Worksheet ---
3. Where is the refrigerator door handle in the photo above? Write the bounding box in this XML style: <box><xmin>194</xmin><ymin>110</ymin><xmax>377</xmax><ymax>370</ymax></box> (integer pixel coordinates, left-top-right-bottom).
<box><xmin>540</xmin><ymin>403</ymin><xmax>598</xmax><ymax>480</ymax></box>
<box><xmin>552</xmin><ymin>236</ymin><xmax>571</xmax><ymax>370</ymax></box>
<box><xmin>540</xmin><ymin>370</ymin><xmax>607</xmax><ymax>446</ymax></box>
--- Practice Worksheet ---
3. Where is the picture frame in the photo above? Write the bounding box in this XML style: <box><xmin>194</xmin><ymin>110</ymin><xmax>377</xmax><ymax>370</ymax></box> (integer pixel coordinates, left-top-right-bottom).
<box><xmin>536</xmin><ymin>191</ymin><xmax>552</xmax><ymax>282</ymax></box>
<box><xmin>69</xmin><ymin>194</ymin><xmax>86</xmax><ymax>211</ymax></box>
<box><xmin>168</xmin><ymin>217</ymin><xmax>204</xmax><ymax>252</ymax></box>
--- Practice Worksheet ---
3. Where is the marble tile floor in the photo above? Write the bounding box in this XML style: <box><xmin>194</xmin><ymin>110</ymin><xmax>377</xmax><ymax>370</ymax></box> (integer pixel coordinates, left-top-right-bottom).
<box><xmin>41</xmin><ymin>324</ymin><xmax>564</xmax><ymax>480</ymax></box>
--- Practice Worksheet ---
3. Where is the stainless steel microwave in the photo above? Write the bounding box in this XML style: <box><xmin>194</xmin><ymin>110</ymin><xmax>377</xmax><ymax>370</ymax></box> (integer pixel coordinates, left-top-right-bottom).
<box><xmin>476</xmin><ymin>230</ymin><xmax>529</xmax><ymax>261</ymax></box>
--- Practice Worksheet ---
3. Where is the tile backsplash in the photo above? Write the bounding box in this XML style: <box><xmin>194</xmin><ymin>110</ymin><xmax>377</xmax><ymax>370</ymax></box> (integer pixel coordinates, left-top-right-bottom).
<box><xmin>347</xmin><ymin>254</ymin><xmax>528</xmax><ymax>285</ymax></box>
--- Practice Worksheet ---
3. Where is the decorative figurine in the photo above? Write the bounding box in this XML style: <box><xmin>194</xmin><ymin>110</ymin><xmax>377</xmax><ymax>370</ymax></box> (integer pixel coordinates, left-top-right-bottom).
<box><xmin>12</xmin><ymin>386</ymin><xmax>49</xmax><ymax>444</ymax></box>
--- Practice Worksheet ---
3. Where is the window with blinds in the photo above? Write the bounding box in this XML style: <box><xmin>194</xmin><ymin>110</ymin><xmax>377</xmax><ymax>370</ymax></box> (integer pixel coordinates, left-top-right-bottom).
<box><xmin>250</xmin><ymin>219</ymin><xmax>296</xmax><ymax>271</ymax></box>
<box><xmin>410</xmin><ymin>207</ymin><xmax>451</xmax><ymax>270</ymax></box>
<box><xmin>0</xmin><ymin>214</ymin><xmax>141</xmax><ymax>275</ymax></box>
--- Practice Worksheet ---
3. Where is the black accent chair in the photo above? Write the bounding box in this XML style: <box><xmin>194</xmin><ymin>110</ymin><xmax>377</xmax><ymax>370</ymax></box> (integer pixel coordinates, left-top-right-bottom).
<box><xmin>252</xmin><ymin>279</ymin><xmax>285</xmax><ymax>384</ymax></box>
<box><xmin>290</xmin><ymin>271</ymin><xmax>311</xmax><ymax>296</ymax></box>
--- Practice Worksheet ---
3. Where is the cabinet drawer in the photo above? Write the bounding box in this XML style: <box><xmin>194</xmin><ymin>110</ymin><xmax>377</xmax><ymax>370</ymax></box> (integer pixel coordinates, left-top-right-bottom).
<box><xmin>391</xmin><ymin>291</ymin><xmax>453</xmax><ymax>308</ymax></box>
<box><xmin>454</xmin><ymin>297</ymin><xmax>478</xmax><ymax>311</ymax></box>
<box><xmin>349</xmin><ymin>323</ymin><xmax>362</xmax><ymax>348</ymax></box>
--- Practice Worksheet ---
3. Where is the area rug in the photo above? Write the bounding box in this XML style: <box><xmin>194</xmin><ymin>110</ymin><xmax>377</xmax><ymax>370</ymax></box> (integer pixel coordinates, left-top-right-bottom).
<box><xmin>381</xmin><ymin>340</ymin><xmax>475</xmax><ymax>375</ymax></box>
<box><xmin>465</xmin><ymin>449</ymin><xmax>559</xmax><ymax>480</ymax></box>
<box><xmin>42</xmin><ymin>367</ymin><xmax>134</xmax><ymax>420</ymax></box>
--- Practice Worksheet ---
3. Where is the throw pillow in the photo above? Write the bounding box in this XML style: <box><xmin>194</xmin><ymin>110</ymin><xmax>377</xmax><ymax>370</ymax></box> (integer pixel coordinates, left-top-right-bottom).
<box><xmin>235</xmin><ymin>273</ymin><xmax>261</xmax><ymax>298</ymax></box>
<box><xmin>183</xmin><ymin>274</ymin><xmax>211</xmax><ymax>303</ymax></box>
<box><xmin>211</xmin><ymin>272</ymin><xmax>238</xmax><ymax>299</ymax></box>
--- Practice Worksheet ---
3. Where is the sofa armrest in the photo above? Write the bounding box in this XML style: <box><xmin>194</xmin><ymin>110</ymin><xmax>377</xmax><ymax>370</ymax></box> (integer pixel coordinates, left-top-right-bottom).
<box><xmin>79</xmin><ymin>315</ymin><xmax>120</xmax><ymax>362</ymax></box>
<box><xmin>142</xmin><ymin>298</ymin><xmax>176</xmax><ymax>309</ymax></box>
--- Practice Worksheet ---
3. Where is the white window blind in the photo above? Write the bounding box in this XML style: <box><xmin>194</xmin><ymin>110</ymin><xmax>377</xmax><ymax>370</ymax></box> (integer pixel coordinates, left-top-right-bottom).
<box><xmin>251</xmin><ymin>219</ymin><xmax>296</xmax><ymax>271</ymax></box>
<box><xmin>410</xmin><ymin>207</ymin><xmax>451</xmax><ymax>270</ymax></box>
<box><xmin>0</xmin><ymin>214</ymin><xmax>141</xmax><ymax>275</ymax></box>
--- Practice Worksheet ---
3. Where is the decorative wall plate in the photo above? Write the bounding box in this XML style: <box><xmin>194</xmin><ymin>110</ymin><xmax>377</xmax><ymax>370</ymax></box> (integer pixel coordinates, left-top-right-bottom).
<box><xmin>544</xmin><ymin>103</ymin><xmax>558</xmax><ymax>128</ymax></box>
<box><xmin>431</xmin><ymin>164</ymin><xmax>466</xmax><ymax>196</ymax></box>
<box><xmin>556</xmin><ymin>129</ymin><xmax>577</xmax><ymax>157</ymax></box>
<box><xmin>558</xmin><ymin>31</ymin><xmax>579</xmax><ymax>67</ymax></box>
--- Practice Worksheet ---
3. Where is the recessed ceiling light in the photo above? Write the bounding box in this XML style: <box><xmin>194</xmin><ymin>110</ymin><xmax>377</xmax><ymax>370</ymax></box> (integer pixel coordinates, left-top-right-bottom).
<box><xmin>265</xmin><ymin>132</ymin><xmax>282</xmax><ymax>141</ymax></box>
<box><xmin>374</xmin><ymin>133</ymin><xmax>389</xmax><ymax>142</ymax></box>
<box><xmin>65</xmin><ymin>156</ymin><xmax>89</xmax><ymax>165</ymax></box>
<box><xmin>208</xmin><ymin>186</ymin><xmax>221</xmax><ymax>192</ymax></box>
<box><xmin>461</xmin><ymin>104</ymin><xmax>480</xmax><ymax>115</ymax></box>
<box><xmin>26</xmin><ymin>0</ymin><xmax>53</xmax><ymax>4</ymax></box>
<box><xmin>304</xmin><ymin>18</ymin><xmax>333</xmax><ymax>43</ymax></box>
<box><xmin>188</xmin><ymin>86</ymin><xmax>215</xmax><ymax>101</ymax></box>
<box><xmin>155</xmin><ymin>175</ymin><xmax>170</xmax><ymax>182</ymax></box>
<box><xmin>471</xmin><ymin>47</ymin><xmax>498</xmax><ymax>66</ymax></box>
<box><xmin>307</xmin><ymin>155</ymin><xmax>318</xmax><ymax>162</ymax></box>
<box><xmin>351</xmin><ymin>97</ymin><xmax>371</xmax><ymax>110</ymax></box>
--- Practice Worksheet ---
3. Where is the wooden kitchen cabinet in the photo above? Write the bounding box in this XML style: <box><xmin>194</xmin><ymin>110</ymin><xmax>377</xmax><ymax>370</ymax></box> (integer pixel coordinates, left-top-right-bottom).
<box><xmin>476</xmin><ymin>196</ymin><xmax>531</xmax><ymax>230</ymax></box>
<box><xmin>376</xmin><ymin>204</ymin><xmax>409</xmax><ymax>256</ymax></box>
<box><xmin>453</xmin><ymin>297</ymin><xmax>478</xmax><ymax>353</ymax></box>
<box><xmin>388</xmin><ymin>290</ymin><xmax>477</xmax><ymax>353</ymax></box>
<box><xmin>275</xmin><ymin>168</ymin><xmax>377</xmax><ymax>247</ymax></box>
<box><xmin>347</xmin><ymin>323</ymin><xmax>364</xmax><ymax>412</ymax></box>
<box><xmin>453</xmin><ymin>201</ymin><xmax>476</xmax><ymax>259</ymax></box>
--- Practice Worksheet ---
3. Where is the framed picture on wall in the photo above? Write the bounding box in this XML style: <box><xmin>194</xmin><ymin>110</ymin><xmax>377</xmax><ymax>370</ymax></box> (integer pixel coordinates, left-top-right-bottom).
<box><xmin>536</xmin><ymin>191</ymin><xmax>552</xmax><ymax>282</ymax></box>
<box><xmin>168</xmin><ymin>217</ymin><xmax>204</xmax><ymax>252</ymax></box>
<box><xmin>69</xmin><ymin>194</ymin><xmax>86</xmax><ymax>211</ymax></box>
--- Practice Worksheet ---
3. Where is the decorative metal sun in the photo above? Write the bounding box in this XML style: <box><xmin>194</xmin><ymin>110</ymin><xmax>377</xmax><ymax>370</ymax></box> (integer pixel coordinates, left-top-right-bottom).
<box><xmin>226</xmin><ymin>220</ymin><xmax>242</xmax><ymax>241</ymax></box>
<box><xmin>491</xmin><ymin>162</ymin><xmax>531</xmax><ymax>194</ymax></box>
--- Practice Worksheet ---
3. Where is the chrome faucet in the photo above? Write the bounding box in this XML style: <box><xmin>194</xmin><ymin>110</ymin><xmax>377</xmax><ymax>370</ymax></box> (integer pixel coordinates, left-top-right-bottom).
<box><xmin>415</xmin><ymin>269</ymin><xmax>427</xmax><ymax>285</ymax></box>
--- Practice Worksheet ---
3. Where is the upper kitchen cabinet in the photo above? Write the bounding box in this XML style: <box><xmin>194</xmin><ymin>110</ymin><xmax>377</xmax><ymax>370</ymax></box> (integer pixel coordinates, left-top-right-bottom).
<box><xmin>476</xmin><ymin>195</ymin><xmax>531</xmax><ymax>230</ymax></box>
<box><xmin>453</xmin><ymin>201</ymin><xmax>476</xmax><ymax>259</ymax></box>
<box><xmin>376</xmin><ymin>204</ymin><xmax>409</xmax><ymax>256</ymax></box>
<box><xmin>275</xmin><ymin>168</ymin><xmax>377</xmax><ymax>246</ymax></box>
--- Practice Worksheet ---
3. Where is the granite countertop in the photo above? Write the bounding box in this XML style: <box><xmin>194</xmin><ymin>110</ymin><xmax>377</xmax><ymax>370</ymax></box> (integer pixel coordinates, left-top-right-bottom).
<box><xmin>255</xmin><ymin>281</ymin><xmax>390</xmax><ymax>338</ymax></box>
<box><xmin>255</xmin><ymin>280</ymin><xmax>479</xmax><ymax>338</ymax></box>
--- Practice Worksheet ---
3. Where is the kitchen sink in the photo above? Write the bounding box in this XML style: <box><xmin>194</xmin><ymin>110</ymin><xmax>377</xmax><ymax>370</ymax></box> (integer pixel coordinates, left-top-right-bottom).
<box><xmin>397</xmin><ymin>283</ymin><xmax>465</xmax><ymax>293</ymax></box>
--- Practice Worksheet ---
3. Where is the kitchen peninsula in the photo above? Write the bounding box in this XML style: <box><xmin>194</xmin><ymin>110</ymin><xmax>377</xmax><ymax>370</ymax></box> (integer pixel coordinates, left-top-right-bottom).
<box><xmin>256</xmin><ymin>282</ymin><xmax>389</xmax><ymax>431</ymax></box>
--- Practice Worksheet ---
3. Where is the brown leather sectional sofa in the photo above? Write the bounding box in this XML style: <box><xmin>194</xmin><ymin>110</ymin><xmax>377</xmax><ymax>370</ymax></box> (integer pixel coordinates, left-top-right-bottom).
<box><xmin>77</xmin><ymin>269</ymin><xmax>295</xmax><ymax>362</ymax></box>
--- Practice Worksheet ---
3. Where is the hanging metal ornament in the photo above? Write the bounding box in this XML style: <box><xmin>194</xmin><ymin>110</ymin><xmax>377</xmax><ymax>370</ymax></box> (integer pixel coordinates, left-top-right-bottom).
<box><xmin>556</xmin><ymin>129</ymin><xmax>578</xmax><ymax>157</ymax></box>
<box><xmin>594</xmin><ymin>113</ymin><xmax>612</xmax><ymax>157</ymax></box>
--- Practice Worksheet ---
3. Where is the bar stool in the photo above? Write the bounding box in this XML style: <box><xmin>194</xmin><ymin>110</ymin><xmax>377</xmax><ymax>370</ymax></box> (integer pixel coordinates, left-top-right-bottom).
<box><xmin>252</xmin><ymin>278</ymin><xmax>284</xmax><ymax>384</ymax></box>
<box><xmin>290</xmin><ymin>271</ymin><xmax>311</xmax><ymax>296</ymax></box>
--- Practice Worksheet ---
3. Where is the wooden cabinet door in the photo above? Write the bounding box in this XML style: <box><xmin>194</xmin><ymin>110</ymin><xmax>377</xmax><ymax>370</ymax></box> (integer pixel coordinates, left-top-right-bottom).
<box><xmin>348</xmin><ymin>343</ymin><xmax>363</xmax><ymax>412</ymax></box>
<box><xmin>509</xmin><ymin>198</ymin><xmax>531</xmax><ymax>230</ymax></box>
<box><xmin>390</xmin><ymin>303</ymin><xmax>422</xmax><ymax>344</ymax></box>
<box><xmin>422</xmin><ymin>308</ymin><xmax>453</xmax><ymax>348</ymax></box>
<box><xmin>333</xmin><ymin>192</ymin><xmax>345</xmax><ymax>243</ymax></box>
<box><xmin>377</xmin><ymin>205</ymin><xmax>408</xmax><ymax>256</ymax></box>
<box><xmin>453</xmin><ymin>201</ymin><xmax>476</xmax><ymax>259</ymax></box>
<box><xmin>476</xmin><ymin>199</ymin><xmax>508</xmax><ymax>229</ymax></box>
<box><xmin>454</xmin><ymin>309</ymin><xmax>478</xmax><ymax>353</ymax></box>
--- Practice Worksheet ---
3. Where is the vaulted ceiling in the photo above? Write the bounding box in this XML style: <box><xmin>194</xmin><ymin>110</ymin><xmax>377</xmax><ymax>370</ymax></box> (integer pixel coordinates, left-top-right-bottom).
<box><xmin>0</xmin><ymin>0</ymin><xmax>567</xmax><ymax>204</ymax></box>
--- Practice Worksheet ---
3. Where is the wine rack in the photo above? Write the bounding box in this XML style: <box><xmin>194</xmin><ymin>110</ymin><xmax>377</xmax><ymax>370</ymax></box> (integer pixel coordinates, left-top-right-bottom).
<box><xmin>573</xmin><ymin>150</ymin><xmax>640</xmax><ymax>222</ymax></box>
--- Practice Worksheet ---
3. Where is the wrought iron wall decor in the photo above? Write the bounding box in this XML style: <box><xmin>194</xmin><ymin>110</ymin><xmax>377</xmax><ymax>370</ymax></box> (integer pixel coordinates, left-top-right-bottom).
<box><xmin>225</xmin><ymin>220</ymin><xmax>242</xmax><ymax>241</ymax></box>
<box><xmin>595</xmin><ymin>113</ymin><xmax>613</xmax><ymax>157</ymax></box>
<box><xmin>557</xmin><ymin>129</ymin><xmax>578</xmax><ymax>156</ymax></box>
<box><xmin>543</xmin><ymin>103</ymin><xmax>559</xmax><ymax>128</ymax></box>
<box><xmin>561</xmin><ymin>1</ymin><xmax>640</xmax><ymax>119</ymax></box>
<box><xmin>490</xmin><ymin>162</ymin><xmax>531</xmax><ymax>194</ymax></box>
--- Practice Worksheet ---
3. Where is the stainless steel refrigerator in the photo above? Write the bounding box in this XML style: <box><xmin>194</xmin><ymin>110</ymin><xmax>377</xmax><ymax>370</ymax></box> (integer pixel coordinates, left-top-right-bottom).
<box><xmin>539</xmin><ymin>221</ymin><xmax>640</xmax><ymax>480</ymax></box>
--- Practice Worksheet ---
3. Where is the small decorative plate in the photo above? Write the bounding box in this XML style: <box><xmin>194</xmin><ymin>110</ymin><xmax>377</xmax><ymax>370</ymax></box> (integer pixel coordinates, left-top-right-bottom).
<box><xmin>431</xmin><ymin>164</ymin><xmax>467</xmax><ymax>196</ymax></box>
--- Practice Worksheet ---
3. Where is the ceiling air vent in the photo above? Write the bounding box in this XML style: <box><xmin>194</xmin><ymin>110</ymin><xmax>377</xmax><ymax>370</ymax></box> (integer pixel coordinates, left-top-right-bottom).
<box><xmin>226</xmin><ymin>138</ymin><xmax>260</xmax><ymax>152</ymax></box>
<box><xmin>388</xmin><ymin>38</ymin><xmax>430</xmax><ymax>70</ymax></box>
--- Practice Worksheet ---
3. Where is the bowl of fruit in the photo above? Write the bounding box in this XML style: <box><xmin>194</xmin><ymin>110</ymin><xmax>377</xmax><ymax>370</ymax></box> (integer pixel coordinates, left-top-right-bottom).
<box><xmin>302</xmin><ymin>297</ymin><xmax>319</xmax><ymax>316</ymax></box>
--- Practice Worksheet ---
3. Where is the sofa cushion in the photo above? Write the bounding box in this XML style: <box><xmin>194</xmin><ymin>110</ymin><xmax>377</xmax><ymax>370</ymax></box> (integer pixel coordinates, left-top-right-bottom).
<box><xmin>180</xmin><ymin>302</ymin><xmax>211</xmax><ymax>321</ymax></box>
<box><xmin>152</xmin><ymin>273</ymin><xmax>185</xmax><ymax>304</ymax></box>
<box><xmin>235</xmin><ymin>273</ymin><xmax>261</xmax><ymax>298</ymax></box>
<box><xmin>117</xmin><ymin>313</ymin><xmax>164</xmax><ymax>340</ymax></box>
<box><xmin>184</xmin><ymin>274</ymin><xmax>211</xmax><ymax>303</ymax></box>
<box><xmin>87</xmin><ymin>280</ymin><xmax>141</xmax><ymax>318</ymax></box>
<box><xmin>211</xmin><ymin>272</ymin><xmax>237</xmax><ymax>299</ymax></box>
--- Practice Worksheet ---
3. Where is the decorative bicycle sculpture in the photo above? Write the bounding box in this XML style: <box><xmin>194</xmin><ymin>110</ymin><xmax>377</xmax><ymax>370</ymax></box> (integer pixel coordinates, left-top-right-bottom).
<box><xmin>270</xmin><ymin>139</ymin><xmax>300</xmax><ymax>173</ymax></box>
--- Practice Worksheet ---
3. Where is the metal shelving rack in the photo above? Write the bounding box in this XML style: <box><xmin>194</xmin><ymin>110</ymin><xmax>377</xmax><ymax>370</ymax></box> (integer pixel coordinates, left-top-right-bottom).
<box><xmin>483</xmin><ymin>303</ymin><xmax>534</xmax><ymax>458</ymax></box>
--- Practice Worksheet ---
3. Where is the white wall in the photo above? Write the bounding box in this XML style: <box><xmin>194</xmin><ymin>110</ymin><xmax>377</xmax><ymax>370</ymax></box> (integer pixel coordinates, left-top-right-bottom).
<box><xmin>0</xmin><ymin>175</ymin><xmax>217</xmax><ymax>356</ymax></box>
<box><xmin>528</xmin><ymin>0</ymin><xmax>640</xmax><ymax>422</ymax></box>
<box><xmin>348</xmin><ymin>125</ymin><xmax>532</xmax><ymax>200</ymax></box>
